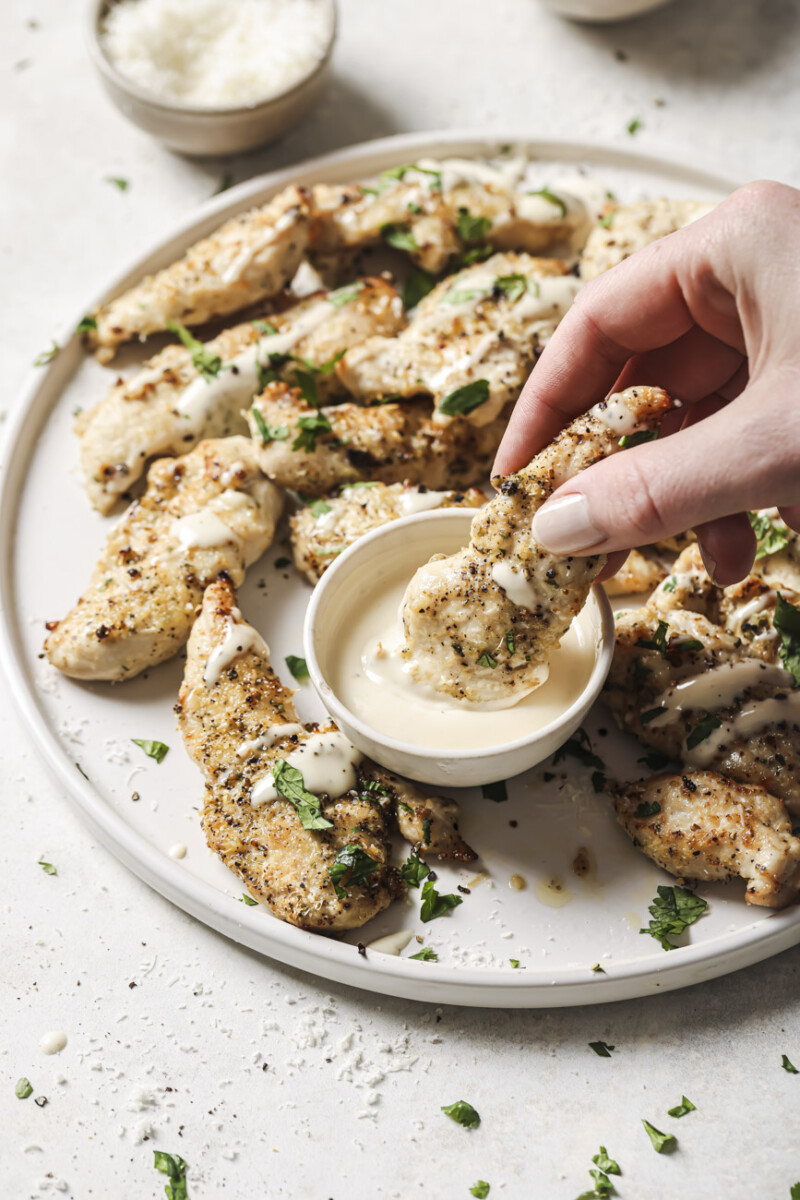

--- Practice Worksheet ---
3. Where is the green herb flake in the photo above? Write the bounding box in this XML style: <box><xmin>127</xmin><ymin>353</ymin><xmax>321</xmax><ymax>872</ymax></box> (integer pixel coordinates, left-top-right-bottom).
<box><xmin>774</xmin><ymin>593</ymin><xmax>800</xmax><ymax>686</ymax></box>
<box><xmin>33</xmin><ymin>341</ymin><xmax>60</xmax><ymax>366</ymax></box>
<box><xmin>131</xmin><ymin>738</ymin><xmax>169</xmax><ymax>764</ymax></box>
<box><xmin>241</xmin><ymin>893</ymin><xmax>257</xmax><ymax>906</ymax></box>
<box><xmin>285</xmin><ymin>655</ymin><xmax>308</xmax><ymax>681</ymax></box>
<box><xmin>633</xmin><ymin>800</ymin><xmax>661</xmax><ymax>819</ymax></box>
<box><xmin>640</xmin><ymin>884</ymin><xmax>708</xmax><ymax>951</ymax></box>
<box><xmin>636</xmin><ymin>618</ymin><xmax>670</xmax><ymax>657</ymax></box>
<box><xmin>554</xmin><ymin>727</ymin><xmax>604</xmax><ymax>771</ymax></box>
<box><xmin>251</xmin><ymin>406</ymin><xmax>289</xmax><ymax>445</ymax></box>
<box><xmin>440</xmin><ymin>379</ymin><xmax>490</xmax><ymax>417</ymax></box>
<box><xmin>509</xmin><ymin>958</ymin><xmax>520</xmax><ymax>969</ymax></box>
<box><xmin>271</xmin><ymin>759</ymin><xmax>333</xmax><ymax>830</ymax></box>
<box><xmin>662</xmin><ymin>576</ymin><xmax>677</xmax><ymax>593</ymax></box>
<box><xmin>589</xmin><ymin>1040</ymin><xmax>615</xmax><ymax>1058</ymax></box>
<box><xmin>37</xmin><ymin>860</ymin><xmax>57</xmax><ymax>876</ymax></box>
<box><xmin>75</xmin><ymin>315</ymin><xmax>97</xmax><ymax>334</ymax></box>
<box><xmin>307</xmin><ymin>498</ymin><xmax>332</xmax><ymax>519</ymax></box>
<box><xmin>153</xmin><ymin>1150</ymin><xmax>189</xmax><ymax>1200</ymax></box>
<box><xmin>749</xmin><ymin>510</ymin><xmax>790</xmax><ymax>561</ymax></box>
<box><xmin>15</xmin><ymin>1077</ymin><xmax>33</xmax><ymax>1099</ymax></box>
<box><xmin>410</xmin><ymin>946</ymin><xmax>438</xmax><ymax>961</ymax></box>
<box><xmin>640</xmin><ymin>706</ymin><xmax>666</xmax><ymax>724</ymax></box>
<box><xmin>685</xmin><ymin>712</ymin><xmax>722</xmax><ymax>750</ymax></box>
<box><xmin>792</xmin><ymin>1186</ymin><xmax>800</xmax><ymax>1200</ymax></box>
<box><xmin>213</xmin><ymin>172</ymin><xmax>234</xmax><ymax>195</ymax></box>
<box><xmin>455</xmin><ymin>208</ymin><xmax>492</xmax><ymax>243</ymax></box>
<box><xmin>421</xmin><ymin>878</ymin><xmax>463</xmax><ymax>923</ymax></box>
<box><xmin>782</xmin><ymin>1054</ymin><xmax>799</xmax><ymax>1074</ymax></box>
<box><xmin>641</xmin><ymin>1119</ymin><xmax>676</xmax><ymax>1154</ymax></box>
<box><xmin>592</xmin><ymin>1146</ymin><xmax>621</xmax><ymax>1176</ymax></box>
<box><xmin>599</xmin><ymin>211</ymin><xmax>615</xmax><ymax>229</ymax></box>
<box><xmin>482</xmin><ymin>780</ymin><xmax>507</xmax><ymax>803</ymax></box>
<box><xmin>591</xmin><ymin>963</ymin><xmax>606</xmax><ymax>974</ymax></box>
<box><xmin>470</xmin><ymin>1183</ymin><xmax>490</xmax><ymax>1198</ymax></box>
<box><xmin>667</xmin><ymin>1095</ymin><xmax>696</xmax><ymax>1117</ymax></box>
<box><xmin>619</xmin><ymin>429</ymin><xmax>658</xmax><ymax>449</ymax></box>
<box><xmin>381</xmin><ymin>222</ymin><xmax>419</xmax><ymax>253</ymax></box>
<box><xmin>495</xmin><ymin>273</ymin><xmax>540</xmax><ymax>303</ymax></box>
<box><xmin>627</xmin><ymin>118</ymin><xmax>643</xmax><ymax>136</ymax></box>
<box><xmin>327</xmin><ymin>282</ymin><xmax>364</xmax><ymax>308</ymax></box>
<box><xmin>441</xmin><ymin>1099</ymin><xmax>480</xmax><ymax>1129</ymax></box>
<box><xmin>106</xmin><ymin>175</ymin><xmax>130</xmax><ymax>191</ymax></box>
<box><xmin>403</xmin><ymin>269</ymin><xmax>437</xmax><ymax>310</ymax></box>
<box><xmin>166</xmin><ymin>320</ymin><xmax>225</xmax><ymax>382</ymax></box>
<box><xmin>399</xmin><ymin>852</ymin><xmax>430</xmax><ymax>888</ymax></box>
<box><xmin>253</xmin><ymin>319</ymin><xmax>279</xmax><ymax>336</ymax></box>
<box><xmin>293</xmin><ymin>411</ymin><xmax>332</xmax><ymax>453</ymax></box>
<box><xmin>477</xmin><ymin>651</ymin><xmax>497</xmax><ymax>669</ymax></box>
<box><xmin>505</xmin><ymin>628</ymin><xmax>515</xmax><ymax>654</ymax></box>
<box><xmin>329</xmin><ymin>843</ymin><xmax>379</xmax><ymax>899</ymax></box>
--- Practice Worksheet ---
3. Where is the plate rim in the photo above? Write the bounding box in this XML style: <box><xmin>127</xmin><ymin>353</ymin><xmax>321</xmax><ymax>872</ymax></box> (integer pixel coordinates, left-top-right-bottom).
<box><xmin>5</xmin><ymin>129</ymin><xmax>797</xmax><ymax>1009</ymax></box>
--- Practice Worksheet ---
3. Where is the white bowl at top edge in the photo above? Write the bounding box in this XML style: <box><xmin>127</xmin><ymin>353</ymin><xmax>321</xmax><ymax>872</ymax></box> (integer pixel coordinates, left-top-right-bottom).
<box><xmin>303</xmin><ymin>508</ymin><xmax>615</xmax><ymax>789</ymax></box>
<box><xmin>86</xmin><ymin>0</ymin><xmax>337</xmax><ymax>157</ymax></box>
<box><xmin>537</xmin><ymin>0</ymin><xmax>673</xmax><ymax>21</ymax></box>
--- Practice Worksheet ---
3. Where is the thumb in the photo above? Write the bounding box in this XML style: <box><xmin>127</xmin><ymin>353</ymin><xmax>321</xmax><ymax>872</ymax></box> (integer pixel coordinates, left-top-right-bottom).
<box><xmin>531</xmin><ymin>380</ymin><xmax>795</xmax><ymax>558</ymax></box>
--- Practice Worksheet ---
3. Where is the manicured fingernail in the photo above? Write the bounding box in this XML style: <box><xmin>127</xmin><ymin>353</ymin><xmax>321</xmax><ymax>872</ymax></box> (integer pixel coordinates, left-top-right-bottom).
<box><xmin>531</xmin><ymin>493</ymin><xmax>605</xmax><ymax>554</ymax></box>
<box><xmin>700</xmin><ymin>545</ymin><xmax>718</xmax><ymax>583</ymax></box>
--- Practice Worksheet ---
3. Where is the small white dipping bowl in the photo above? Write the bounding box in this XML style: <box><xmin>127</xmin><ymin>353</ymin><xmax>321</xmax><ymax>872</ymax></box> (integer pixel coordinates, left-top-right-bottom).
<box><xmin>304</xmin><ymin>508</ymin><xmax>615</xmax><ymax>789</ymax></box>
<box><xmin>87</xmin><ymin>0</ymin><xmax>337</xmax><ymax>157</ymax></box>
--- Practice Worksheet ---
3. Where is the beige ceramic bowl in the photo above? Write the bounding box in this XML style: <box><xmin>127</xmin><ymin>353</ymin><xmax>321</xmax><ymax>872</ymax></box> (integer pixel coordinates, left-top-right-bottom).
<box><xmin>87</xmin><ymin>0</ymin><xmax>337</xmax><ymax>156</ymax></box>
<box><xmin>304</xmin><ymin>509</ymin><xmax>615</xmax><ymax>788</ymax></box>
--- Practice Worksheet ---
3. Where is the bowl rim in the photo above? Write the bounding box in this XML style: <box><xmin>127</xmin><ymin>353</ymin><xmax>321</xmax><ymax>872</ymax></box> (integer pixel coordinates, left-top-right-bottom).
<box><xmin>303</xmin><ymin>507</ymin><xmax>616</xmax><ymax>763</ymax></box>
<box><xmin>86</xmin><ymin>0</ymin><xmax>338</xmax><ymax>118</ymax></box>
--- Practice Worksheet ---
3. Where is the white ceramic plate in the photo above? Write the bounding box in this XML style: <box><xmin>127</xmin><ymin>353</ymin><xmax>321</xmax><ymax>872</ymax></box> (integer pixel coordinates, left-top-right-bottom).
<box><xmin>5</xmin><ymin>130</ymin><xmax>795</xmax><ymax>1010</ymax></box>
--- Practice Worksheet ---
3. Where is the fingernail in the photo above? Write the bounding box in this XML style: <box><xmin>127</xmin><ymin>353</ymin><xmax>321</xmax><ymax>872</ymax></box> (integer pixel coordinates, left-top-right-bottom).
<box><xmin>532</xmin><ymin>493</ymin><xmax>605</xmax><ymax>554</ymax></box>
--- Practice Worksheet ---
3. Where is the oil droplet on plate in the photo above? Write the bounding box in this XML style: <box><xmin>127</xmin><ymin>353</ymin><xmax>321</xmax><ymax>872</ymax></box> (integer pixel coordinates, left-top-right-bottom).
<box><xmin>534</xmin><ymin>876</ymin><xmax>574</xmax><ymax>908</ymax></box>
<box><xmin>509</xmin><ymin>873</ymin><xmax>527</xmax><ymax>891</ymax></box>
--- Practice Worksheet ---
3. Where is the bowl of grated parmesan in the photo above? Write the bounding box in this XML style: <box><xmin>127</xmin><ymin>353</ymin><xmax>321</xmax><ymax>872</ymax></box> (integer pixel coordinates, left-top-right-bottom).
<box><xmin>88</xmin><ymin>0</ymin><xmax>337</xmax><ymax>156</ymax></box>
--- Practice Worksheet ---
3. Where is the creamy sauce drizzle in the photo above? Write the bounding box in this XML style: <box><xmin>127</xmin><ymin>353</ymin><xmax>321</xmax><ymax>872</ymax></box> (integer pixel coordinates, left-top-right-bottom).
<box><xmin>366</xmin><ymin>930</ymin><xmax>415</xmax><ymax>956</ymax></box>
<box><xmin>168</xmin><ymin>843</ymin><xmax>187</xmax><ymax>860</ymax></box>
<box><xmin>591</xmin><ymin>392</ymin><xmax>643</xmax><ymax>435</ymax></box>
<box><xmin>250</xmin><ymin>731</ymin><xmax>363</xmax><ymax>808</ymax></box>
<box><xmin>491</xmin><ymin>560</ymin><xmax>540</xmax><ymax>610</ymax></box>
<box><xmin>172</xmin><ymin>500</ymin><xmax>243</xmax><ymax>551</ymax></box>
<box><xmin>235</xmin><ymin>724</ymin><xmax>304</xmax><ymax>759</ymax></box>
<box><xmin>40</xmin><ymin>1031</ymin><xmax>67</xmax><ymax>1055</ymax></box>
<box><xmin>204</xmin><ymin>611</ymin><xmax>268</xmax><ymax>686</ymax></box>
<box><xmin>396</xmin><ymin>490</ymin><xmax>455</xmax><ymax>517</ymax></box>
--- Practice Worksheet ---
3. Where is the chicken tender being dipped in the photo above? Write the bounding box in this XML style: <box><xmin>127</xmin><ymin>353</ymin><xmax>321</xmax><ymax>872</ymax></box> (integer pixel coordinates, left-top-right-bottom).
<box><xmin>44</xmin><ymin>438</ymin><xmax>281</xmax><ymax>682</ymax></box>
<box><xmin>177</xmin><ymin>578</ymin><xmax>474</xmax><ymax>930</ymax></box>
<box><xmin>613</xmin><ymin>770</ymin><xmax>800</xmax><ymax>908</ymax></box>
<box><xmin>78</xmin><ymin>277</ymin><xmax>404</xmax><ymax>513</ymax></box>
<box><xmin>399</xmin><ymin>385</ymin><xmax>674</xmax><ymax>706</ymax></box>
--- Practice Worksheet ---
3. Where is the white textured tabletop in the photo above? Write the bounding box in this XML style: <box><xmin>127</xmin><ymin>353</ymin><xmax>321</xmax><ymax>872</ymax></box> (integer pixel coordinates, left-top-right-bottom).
<box><xmin>4</xmin><ymin>1</ymin><xmax>800</xmax><ymax>1197</ymax></box>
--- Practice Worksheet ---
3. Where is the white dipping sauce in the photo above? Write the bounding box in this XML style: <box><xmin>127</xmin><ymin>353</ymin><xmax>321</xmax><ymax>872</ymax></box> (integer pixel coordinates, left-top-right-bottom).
<box><xmin>40</xmin><ymin>1031</ymin><xmax>67</xmax><ymax>1055</ymax></box>
<box><xmin>329</xmin><ymin>559</ymin><xmax>598</xmax><ymax>751</ymax></box>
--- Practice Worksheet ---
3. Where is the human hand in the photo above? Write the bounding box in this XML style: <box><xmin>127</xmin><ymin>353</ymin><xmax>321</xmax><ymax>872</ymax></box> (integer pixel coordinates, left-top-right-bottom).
<box><xmin>493</xmin><ymin>180</ymin><xmax>800</xmax><ymax>585</ymax></box>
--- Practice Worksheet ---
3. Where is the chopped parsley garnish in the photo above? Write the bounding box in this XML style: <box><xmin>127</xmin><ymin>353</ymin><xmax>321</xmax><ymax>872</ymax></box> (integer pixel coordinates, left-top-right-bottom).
<box><xmin>749</xmin><ymin>510</ymin><xmax>790</xmax><ymax>560</ymax></box>
<box><xmin>633</xmin><ymin>800</ymin><xmax>661</xmax><ymax>819</ymax></box>
<box><xmin>285</xmin><ymin>655</ymin><xmax>308</xmax><ymax>681</ymax></box>
<box><xmin>272</xmin><ymin>759</ymin><xmax>332</xmax><ymax>830</ymax></box>
<box><xmin>153</xmin><ymin>1150</ymin><xmax>189</xmax><ymax>1199</ymax></box>
<box><xmin>599</xmin><ymin>211</ymin><xmax>615</xmax><ymax>229</ymax></box>
<box><xmin>213</xmin><ymin>171</ymin><xmax>234</xmax><ymax>195</ymax></box>
<box><xmin>527</xmin><ymin>187</ymin><xmax>568</xmax><ymax>217</ymax></box>
<box><xmin>675</xmin><ymin>638</ymin><xmax>704</xmax><ymax>652</ymax></box>
<box><xmin>381</xmin><ymin>222</ymin><xmax>419</xmax><ymax>253</ymax></box>
<box><xmin>75</xmin><ymin>315</ymin><xmax>97</xmax><ymax>333</ymax></box>
<box><xmin>782</xmin><ymin>1054</ymin><xmax>798</xmax><ymax>1074</ymax></box>
<box><xmin>640</xmin><ymin>884</ymin><xmax>708</xmax><ymax>951</ymax></box>
<box><xmin>420</xmin><ymin>879</ymin><xmax>463</xmax><ymax>922</ymax></box>
<box><xmin>619</xmin><ymin>429</ymin><xmax>658</xmax><ymax>449</ymax></box>
<box><xmin>589</xmin><ymin>1041</ymin><xmax>615</xmax><ymax>1058</ymax></box>
<box><xmin>402</xmin><ymin>269</ymin><xmax>437</xmax><ymax>310</ymax></box>
<box><xmin>443</xmin><ymin>285</ymin><xmax>489</xmax><ymax>306</ymax></box>
<box><xmin>422</xmin><ymin>817</ymin><xmax>432</xmax><ymax>845</ymax></box>
<box><xmin>593</xmin><ymin>1146</ymin><xmax>620</xmax><ymax>1175</ymax></box>
<box><xmin>253</xmin><ymin>319</ymin><xmax>279</xmax><ymax>336</ymax></box>
<box><xmin>441</xmin><ymin>1099</ymin><xmax>480</xmax><ymax>1128</ymax></box>
<box><xmin>662</xmin><ymin>576</ymin><xmax>677</xmax><ymax>592</ymax></box>
<box><xmin>640</xmin><ymin>706</ymin><xmax>666</xmax><ymax>724</ymax></box>
<box><xmin>641</xmin><ymin>1119</ymin><xmax>676</xmax><ymax>1154</ymax></box>
<box><xmin>792</xmin><ymin>1186</ymin><xmax>800</xmax><ymax>1200</ymax></box>
<box><xmin>495</xmin><ymin>273</ymin><xmax>539</xmax><ymax>303</ymax></box>
<box><xmin>455</xmin><ymin>208</ymin><xmax>492</xmax><ymax>243</ymax></box>
<box><xmin>399</xmin><ymin>852</ymin><xmax>430</xmax><ymax>887</ymax></box>
<box><xmin>166</xmin><ymin>320</ymin><xmax>224</xmax><ymax>382</ymax></box>
<box><xmin>293</xmin><ymin>411</ymin><xmax>332</xmax><ymax>453</ymax></box>
<box><xmin>439</xmin><ymin>378</ymin><xmax>490</xmax><ymax>417</ymax></box>
<box><xmin>591</xmin><ymin>963</ymin><xmax>606</xmax><ymax>974</ymax></box>
<box><xmin>308</xmin><ymin>498</ymin><xmax>332</xmax><ymax>517</ymax></box>
<box><xmin>410</xmin><ymin>946</ymin><xmax>437</xmax><ymax>961</ymax></box>
<box><xmin>449</xmin><ymin>243</ymin><xmax>493</xmax><ymax>269</ymax></box>
<box><xmin>106</xmin><ymin>175</ymin><xmax>130</xmax><ymax>191</ymax></box>
<box><xmin>627</xmin><ymin>118</ymin><xmax>643</xmax><ymax>136</ymax></box>
<box><xmin>509</xmin><ymin>958</ymin><xmax>520</xmax><ymax>969</ymax></box>
<box><xmin>667</xmin><ymin>1095</ymin><xmax>696</xmax><ymax>1117</ymax></box>
<box><xmin>481</xmin><ymin>780</ymin><xmax>507</xmax><ymax>803</ymax></box>
<box><xmin>294</xmin><ymin>367</ymin><xmax>319</xmax><ymax>408</ymax></box>
<box><xmin>37</xmin><ymin>860</ymin><xmax>57</xmax><ymax>876</ymax></box>
<box><xmin>33</xmin><ymin>341</ymin><xmax>59</xmax><ymax>366</ymax></box>
<box><xmin>477</xmin><ymin>651</ymin><xmax>497</xmax><ymax>669</ymax></box>
<box><xmin>251</xmin><ymin>407</ymin><xmax>289</xmax><ymax>445</ymax></box>
<box><xmin>685</xmin><ymin>712</ymin><xmax>722</xmax><ymax>750</ymax></box>
<box><xmin>75</xmin><ymin>762</ymin><xmax>89</xmax><ymax>781</ymax></box>
<box><xmin>131</xmin><ymin>738</ymin><xmax>169</xmax><ymax>764</ymax></box>
<box><xmin>636</xmin><ymin>619</ymin><xmax>669</xmax><ymax>656</ymax></box>
<box><xmin>327</xmin><ymin>282</ymin><xmax>364</xmax><ymax>308</ymax></box>
<box><xmin>505</xmin><ymin>629</ymin><xmax>515</xmax><ymax>654</ymax></box>
<box><xmin>553</xmin><ymin>727</ymin><xmax>604</xmax><ymax>770</ymax></box>
<box><xmin>774</xmin><ymin>593</ymin><xmax>800</xmax><ymax>686</ymax></box>
<box><xmin>15</xmin><ymin>1077</ymin><xmax>33</xmax><ymax>1099</ymax></box>
<box><xmin>241</xmin><ymin>893</ymin><xmax>257</xmax><ymax>906</ymax></box>
<box><xmin>329</xmin><ymin>844</ymin><xmax>379</xmax><ymax>898</ymax></box>
<box><xmin>469</xmin><ymin>1183</ymin><xmax>490</xmax><ymax>1198</ymax></box>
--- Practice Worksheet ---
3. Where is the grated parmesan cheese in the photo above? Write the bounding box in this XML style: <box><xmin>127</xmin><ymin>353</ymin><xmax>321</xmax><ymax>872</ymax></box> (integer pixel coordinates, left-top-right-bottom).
<box><xmin>101</xmin><ymin>0</ymin><xmax>334</xmax><ymax>108</ymax></box>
